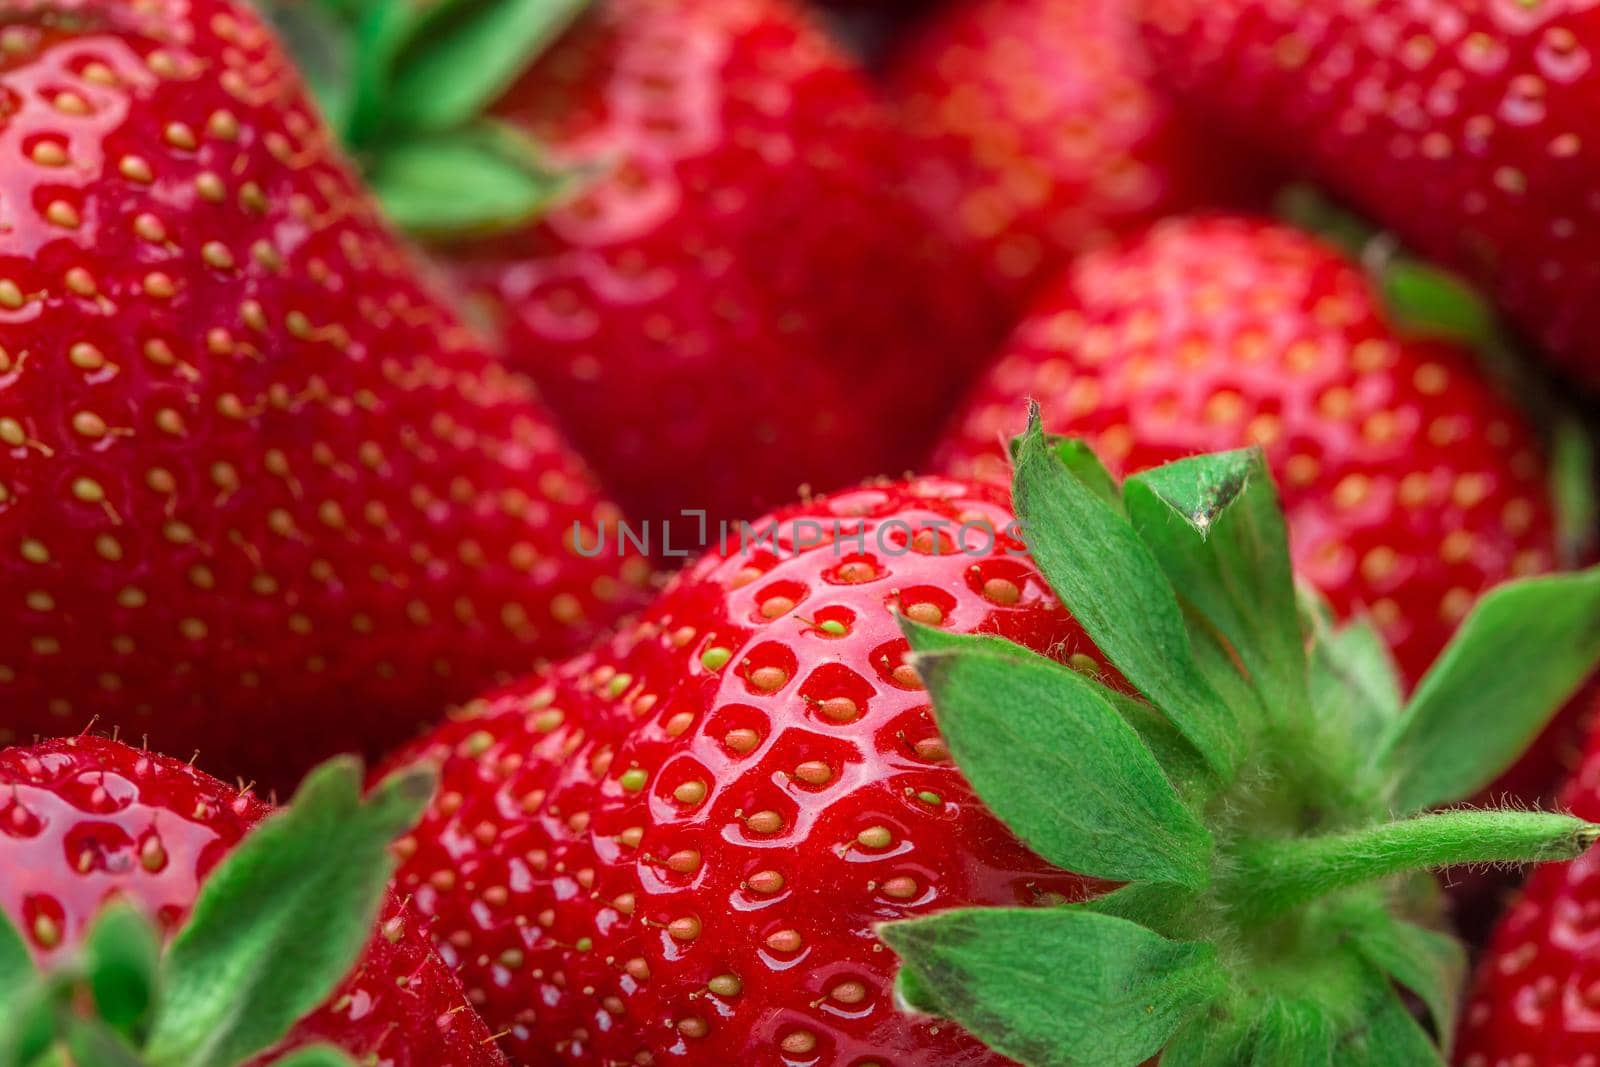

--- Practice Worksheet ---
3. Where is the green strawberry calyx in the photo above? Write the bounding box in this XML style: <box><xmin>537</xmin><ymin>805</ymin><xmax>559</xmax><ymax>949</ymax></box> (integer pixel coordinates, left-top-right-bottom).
<box><xmin>881</xmin><ymin>407</ymin><xmax>1600</xmax><ymax>1066</ymax></box>
<box><xmin>264</xmin><ymin>0</ymin><xmax>592</xmax><ymax>237</ymax></box>
<box><xmin>0</xmin><ymin>757</ymin><xmax>436</xmax><ymax>1067</ymax></box>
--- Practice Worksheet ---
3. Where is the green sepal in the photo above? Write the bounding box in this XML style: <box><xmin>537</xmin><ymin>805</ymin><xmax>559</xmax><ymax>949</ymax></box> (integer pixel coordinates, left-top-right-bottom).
<box><xmin>1009</xmin><ymin>434</ymin><xmax>1126</xmax><ymax>515</ymax></box>
<box><xmin>1011</xmin><ymin>411</ymin><xmax>1241</xmax><ymax>779</ymax></box>
<box><xmin>900</xmin><ymin>614</ymin><xmax>1213</xmax><ymax>804</ymax></box>
<box><xmin>0</xmin><ymin>908</ymin><xmax>37</xmax><ymax>1005</ymax></box>
<box><xmin>84</xmin><ymin>901</ymin><xmax>161</xmax><ymax>1040</ymax></box>
<box><xmin>1161</xmin><ymin>1015</ymin><xmax>1254</xmax><ymax>1067</ymax></box>
<box><xmin>1305</xmin><ymin>603</ymin><xmax>1403</xmax><ymax>739</ymax></box>
<box><xmin>881</xmin><ymin>907</ymin><xmax>1225</xmax><ymax>1067</ymax></box>
<box><xmin>1378</xmin><ymin>258</ymin><xmax>1497</xmax><ymax>348</ymax></box>
<box><xmin>142</xmin><ymin>759</ymin><xmax>436</xmax><ymax>1067</ymax></box>
<box><xmin>377</xmin><ymin>0</ymin><xmax>588</xmax><ymax>134</ymax></box>
<box><xmin>1554</xmin><ymin>416</ymin><xmax>1600</xmax><ymax>566</ymax></box>
<box><xmin>269</xmin><ymin>1044</ymin><xmax>363</xmax><ymax>1067</ymax></box>
<box><xmin>1340</xmin><ymin>963</ymin><xmax>1446</xmax><ymax>1066</ymax></box>
<box><xmin>64</xmin><ymin>1018</ymin><xmax>146</xmax><ymax>1067</ymax></box>
<box><xmin>366</xmin><ymin>121</ymin><xmax>572</xmax><ymax>238</ymax></box>
<box><xmin>903</xmin><ymin>623</ymin><xmax>1212</xmax><ymax>888</ymax></box>
<box><xmin>1340</xmin><ymin>904</ymin><xmax>1465</xmax><ymax>1052</ymax></box>
<box><xmin>1378</xmin><ymin>568</ymin><xmax>1600</xmax><ymax>813</ymax></box>
<box><xmin>261</xmin><ymin>0</ymin><xmax>357</xmax><ymax>135</ymax></box>
<box><xmin>0</xmin><ymin>972</ymin><xmax>72</xmax><ymax>1067</ymax></box>
<box><xmin>1097</xmin><ymin>687</ymin><xmax>1214</xmax><ymax>805</ymax></box>
<box><xmin>1081</xmin><ymin>882</ymin><xmax>1204</xmax><ymax>941</ymax></box>
<box><xmin>1124</xmin><ymin>448</ymin><xmax>1309</xmax><ymax>728</ymax></box>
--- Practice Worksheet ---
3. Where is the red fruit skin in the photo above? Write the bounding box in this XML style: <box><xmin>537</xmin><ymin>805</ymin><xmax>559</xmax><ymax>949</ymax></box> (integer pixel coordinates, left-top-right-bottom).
<box><xmin>933</xmin><ymin>216</ymin><xmax>1557</xmax><ymax>688</ymax></box>
<box><xmin>443</xmin><ymin>0</ymin><xmax>1003</xmax><ymax>533</ymax></box>
<box><xmin>1457</xmin><ymin>692</ymin><xmax>1600</xmax><ymax>1066</ymax></box>
<box><xmin>885</xmin><ymin>0</ymin><xmax>1263</xmax><ymax>312</ymax></box>
<box><xmin>0</xmin><ymin>0</ymin><xmax>648</xmax><ymax>781</ymax></box>
<box><xmin>1139</xmin><ymin>0</ymin><xmax>1600</xmax><ymax>388</ymax></box>
<box><xmin>0</xmin><ymin>735</ymin><xmax>505</xmax><ymax>1067</ymax></box>
<box><xmin>387</xmin><ymin>478</ymin><xmax>1101</xmax><ymax>1065</ymax></box>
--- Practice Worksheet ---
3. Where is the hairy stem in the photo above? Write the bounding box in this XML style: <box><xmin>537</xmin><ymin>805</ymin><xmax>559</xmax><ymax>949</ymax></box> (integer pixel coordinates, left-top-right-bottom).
<box><xmin>1229</xmin><ymin>810</ymin><xmax>1600</xmax><ymax>918</ymax></box>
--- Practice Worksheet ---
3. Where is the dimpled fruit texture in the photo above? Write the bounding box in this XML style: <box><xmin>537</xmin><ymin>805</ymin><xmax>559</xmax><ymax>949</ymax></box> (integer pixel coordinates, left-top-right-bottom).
<box><xmin>387</xmin><ymin>478</ymin><xmax>1101</xmax><ymax>1065</ymax></box>
<box><xmin>1457</xmin><ymin>696</ymin><xmax>1600</xmax><ymax>1065</ymax></box>
<box><xmin>0</xmin><ymin>0</ymin><xmax>648</xmax><ymax>781</ymax></box>
<box><xmin>933</xmin><ymin>216</ymin><xmax>1557</xmax><ymax>685</ymax></box>
<box><xmin>443</xmin><ymin>0</ymin><xmax>1002</xmax><ymax>533</ymax></box>
<box><xmin>0</xmin><ymin>735</ymin><xmax>505</xmax><ymax>1067</ymax></box>
<box><xmin>886</xmin><ymin>0</ymin><xmax>1254</xmax><ymax>311</ymax></box>
<box><xmin>1139</xmin><ymin>0</ymin><xmax>1600</xmax><ymax>388</ymax></box>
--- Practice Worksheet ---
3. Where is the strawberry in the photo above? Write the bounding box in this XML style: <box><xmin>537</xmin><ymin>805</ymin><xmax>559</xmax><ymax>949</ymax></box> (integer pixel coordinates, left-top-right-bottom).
<box><xmin>387</xmin><ymin>477</ymin><xmax>1096</xmax><ymax>1064</ymax></box>
<box><xmin>385</xmin><ymin>425</ymin><xmax>1600</xmax><ymax>1066</ymax></box>
<box><xmin>1138</xmin><ymin>0</ymin><xmax>1600</xmax><ymax>388</ymax></box>
<box><xmin>884</xmin><ymin>0</ymin><xmax>1262</xmax><ymax>311</ymax></box>
<box><xmin>1457</xmin><ymin>702</ymin><xmax>1600</xmax><ymax>1065</ymax></box>
<box><xmin>0</xmin><ymin>0</ymin><xmax>648</xmax><ymax>782</ymax></box>
<box><xmin>934</xmin><ymin>215</ymin><xmax>1557</xmax><ymax>687</ymax></box>
<box><xmin>0</xmin><ymin>734</ymin><xmax>501</xmax><ymax>1066</ymax></box>
<box><xmin>273</xmin><ymin>0</ymin><xmax>1003</xmax><ymax>534</ymax></box>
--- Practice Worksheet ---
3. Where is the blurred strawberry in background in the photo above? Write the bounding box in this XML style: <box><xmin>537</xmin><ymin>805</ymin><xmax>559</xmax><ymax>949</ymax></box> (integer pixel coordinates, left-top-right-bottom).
<box><xmin>884</xmin><ymin>0</ymin><xmax>1269</xmax><ymax>311</ymax></box>
<box><xmin>290</xmin><ymin>0</ymin><xmax>1004</xmax><ymax>540</ymax></box>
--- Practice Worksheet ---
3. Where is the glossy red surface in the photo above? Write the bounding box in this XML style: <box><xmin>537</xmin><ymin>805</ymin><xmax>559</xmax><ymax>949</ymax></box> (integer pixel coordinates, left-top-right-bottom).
<box><xmin>0</xmin><ymin>0</ymin><xmax>647</xmax><ymax>782</ymax></box>
<box><xmin>1141</xmin><ymin>0</ymin><xmax>1600</xmax><ymax>386</ymax></box>
<box><xmin>389</xmin><ymin>478</ymin><xmax>1100</xmax><ymax>1065</ymax></box>
<box><xmin>886</xmin><ymin>0</ymin><xmax>1257</xmax><ymax>311</ymax></box>
<box><xmin>444</xmin><ymin>0</ymin><xmax>1002</xmax><ymax>532</ymax></box>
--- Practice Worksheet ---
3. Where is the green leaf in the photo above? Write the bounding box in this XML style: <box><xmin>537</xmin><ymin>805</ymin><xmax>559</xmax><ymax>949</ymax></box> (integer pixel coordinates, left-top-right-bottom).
<box><xmin>64</xmin><ymin>1018</ymin><xmax>145</xmax><ymax>1067</ymax></box>
<box><xmin>1010</xmin><ymin>435</ymin><xmax>1126</xmax><ymax>516</ymax></box>
<box><xmin>1338</xmin><ymin>968</ymin><xmax>1446</xmax><ymax>1066</ymax></box>
<box><xmin>0</xmin><ymin>909</ymin><xmax>36</xmax><ymax>1005</ymax></box>
<box><xmin>1306</xmin><ymin>611</ymin><xmax>1403</xmax><ymax>739</ymax></box>
<box><xmin>1082</xmin><ymin>882</ymin><xmax>1204</xmax><ymax>941</ymax></box>
<box><xmin>261</xmin><ymin>0</ymin><xmax>356</xmax><ymax>134</ymax></box>
<box><xmin>143</xmin><ymin>759</ymin><xmax>436</xmax><ymax>1067</ymax></box>
<box><xmin>1554</xmin><ymin>416</ymin><xmax>1599</xmax><ymax>567</ymax></box>
<box><xmin>1161</xmin><ymin>1016</ymin><xmax>1254</xmax><ymax>1067</ymax></box>
<box><xmin>382</xmin><ymin>0</ymin><xmax>588</xmax><ymax>133</ymax></box>
<box><xmin>905</xmin><ymin>627</ymin><xmax>1212</xmax><ymax>888</ymax></box>
<box><xmin>1346</xmin><ymin>913</ymin><xmax>1465</xmax><ymax>1052</ymax></box>
<box><xmin>1124</xmin><ymin>448</ymin><xmax>1309</xmax><ymax>727</ymax></box>
<box><xmin>1099</xmin><ymin>687</ymin><xmax>1213</xmax><ymax>804</ymax></box>
<box><xmin>367</xmin><ymin>122</ymin><xmax>571</xmax><ymax>237</ymax></box>
<box><xmin>270</xmin><ymin>1044</ymin><xmax>363</xmax><ymax>1067</ymax></box>
<box><xmin>84</xmin><ymin>901</ymin><xmax>161</xmax><ymax>1039</ymax></box>
<box><xmin>897</xmin><ymin>617</ymin><xmax>1212</xmax><ymax>800</ymax></box>
<box><xmin>1380</xmin><ymin>259</ymin><xmax>1497</xmax><ymax>348</ymax></box>
<box><xmin>1011</xmin><ymin>413</ymin><xmax>1241</xmax><ymax>778</ymax></box>
<box><xmin>0</xmin><ymin>973</ymin><xmax>71</xmax><ymax>1067</ymax></box>
<box><xmin>1379</xmin><ymin>569</ymin><xmax>1600</xmax><ymax>812</ymax></box>
<box><xmin>882</xmin><ymin>907</ymin><xmax>1224</xmax><ymax>1067</ymax></box>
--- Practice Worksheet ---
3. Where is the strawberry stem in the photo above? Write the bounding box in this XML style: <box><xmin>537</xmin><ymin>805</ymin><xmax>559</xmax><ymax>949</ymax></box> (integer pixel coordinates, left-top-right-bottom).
<box><xmin>1228</xmin><ymin>810</ymin><xmax>1600</xmax><ymax>918</ymax></box>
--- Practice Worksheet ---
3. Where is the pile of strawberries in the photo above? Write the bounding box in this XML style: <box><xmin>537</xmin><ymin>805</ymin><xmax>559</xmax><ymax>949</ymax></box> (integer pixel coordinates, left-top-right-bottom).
<box><xmin>5</xmin><ymin>0</ymin><xmax>1600</xmax><ymax>1064</ymax></box>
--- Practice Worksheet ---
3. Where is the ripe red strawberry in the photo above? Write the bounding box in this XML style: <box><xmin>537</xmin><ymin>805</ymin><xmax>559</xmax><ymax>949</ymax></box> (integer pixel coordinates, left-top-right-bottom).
<box><xmin>0</xmin><ymin>0</ymin><xmax>648</xmax><ymax>781</ymax></box>
<box><xmin>1138</xmin><ymin>0</ymin><xmax>1600</xmax><ymax>387</ymax></box>
<box><xmin>1457</xmin><ymin>703</ymin><xmax>1600</xmax><ymax>1064</ymax></box>
<box><xmin>0</xmin><ymin>734</ymin><xmax>504</xmax><ymax>1066</ymax></box>
<box><xmin>934</xmin><ymin>216</ymin><xmax>1557</xmax><ymax>686</ymax></box>
<box><xmin>387</xmin><ymin>477</ymin><xmax>1101</xmax><ymax>1064</ymax></box>
<box><xmin>300</xmin><ymin>0</ymin><xmax>1003</xmax><ymax>533</ymax></box>
<box><xmin>385</xmin><ymin>434</ymin><xmax>1600</xmax><ymax>1066</ymax></box>
<box><xmin>885</xmin><ymin>0</ymin><xmax>1261</xmax><ymax>311</ymax></box>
